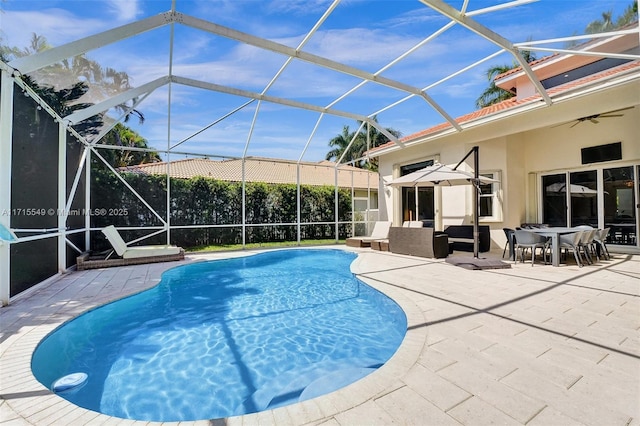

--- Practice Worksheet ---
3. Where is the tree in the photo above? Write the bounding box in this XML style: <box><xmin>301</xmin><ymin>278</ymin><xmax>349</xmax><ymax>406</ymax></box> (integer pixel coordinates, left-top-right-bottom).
<box><xmin>326</xmin><ymin>117</ymin><xmax>401</xmax><ymax>171</ymax></box>
<box><xmin>326</xmin><ymin>125</ymin><xmax>356</xmax><ymax>165</ymax></box>
<box><xmin>586</xmin><ymin>3</ymin><xmax>637</xmax><ymax>33</ymax></box>
<box><xmin>16</xmin><ymin>74</ymin><xmax>104</xmax><ymax>138</ymax></box>
<box><xmin>565</xmin><ymin>3</ymin><xmax>637</xmax><ymax>48</ymax></box>
<box><xmin>2</xmin><ymin>33</ymin><xmax>144</xmax><ymax>124</ymax></box>
<box><xmin>99</xmin><ymin>123</ymin><xmax>161</xmax><ymax>168</ymax></box>
<box><xmin>585</xmin><ymin>10</ymin><xmax>615</xmax><ymax>34</ymax></box>
<box><xmin>475</xmin><ymin>46</ymin><xmax>537</xmax><ymax>109</ymax></box>
<box><xmin>358</xmin><ymin>119</ymin><xmax>402</xmax><ymax>171</ymax></box>
<box><xmin>475</xmin><ymin>64</ymin><xmax>514</xmax><ymax>109</ymax></box>
<box><xmin>2</xmin><ymin>33</ymin><xmax>155</xmax><ymax>167</ymax></box>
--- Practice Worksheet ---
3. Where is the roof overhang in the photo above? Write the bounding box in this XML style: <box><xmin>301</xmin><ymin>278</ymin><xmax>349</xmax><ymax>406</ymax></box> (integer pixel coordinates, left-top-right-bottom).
<box><xmin>496</xmin><ymin>29</ymin><xmax>640</xmax><ymax>88</ymax></box>
<box><xmin>370</xmin><ymin>64</ymin><xmax>640</xmax><ymax>158</ymax></box>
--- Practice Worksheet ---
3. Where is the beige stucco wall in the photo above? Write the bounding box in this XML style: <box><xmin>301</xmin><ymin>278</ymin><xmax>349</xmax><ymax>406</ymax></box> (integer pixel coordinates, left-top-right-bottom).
<box><xmin>378</xmin><ymin>136</ymin><xmax>522</xmax><ymax>249</ymax></box>
<box><xmin>377</xmin><ymin>82</ymin><xmax>639</xmax><ymax>250</ymax></box>
<box><xmin>521</xmin><ymin>106</ymin><xmax>640</xmax><ymax>174</ymax></box>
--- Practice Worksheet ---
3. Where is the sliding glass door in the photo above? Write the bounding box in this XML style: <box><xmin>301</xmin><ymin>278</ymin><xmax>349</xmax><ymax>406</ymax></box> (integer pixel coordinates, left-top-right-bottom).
<box><xmin>542</xmin><ymin>174</ymin><xmax>567</xmax><ymax>227</ymax></box>
<box><xmin>570</xmin><ymin>170</ymin><xmax>598</xmax><ymax>227</ymax></box>
<box><xmin>604</xmin><ymin>166</ymin><xmax>637</xmax><ymax>246</ymax></box>
<box><xmin>540</xmin><ymin>165</ymin><xmax>638</xmax><ymax>249</ymax></box>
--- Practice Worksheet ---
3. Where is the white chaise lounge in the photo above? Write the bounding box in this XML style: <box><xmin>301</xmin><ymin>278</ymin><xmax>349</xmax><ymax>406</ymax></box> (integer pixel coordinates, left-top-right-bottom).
<box><xmin>102</xmin><ymin>225</ymin><xmax>182</xmax><ymax>259</ymax></box>
<box><xmin>346</xmin><ymin>221</ymin><xmax>392</xmax><ymax>248</ymax></box>
<box><xmin>77</xmin><ymin>226</ymin><xmax>184</xmax><ymax>270</ymax></box>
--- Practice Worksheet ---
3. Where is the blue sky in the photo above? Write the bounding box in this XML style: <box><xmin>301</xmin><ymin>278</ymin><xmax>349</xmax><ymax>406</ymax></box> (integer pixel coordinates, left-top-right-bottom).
<box><xmin>1</xmin><ymin>0</ymin><xmax>635</xmax><ymax>162</ymax></box>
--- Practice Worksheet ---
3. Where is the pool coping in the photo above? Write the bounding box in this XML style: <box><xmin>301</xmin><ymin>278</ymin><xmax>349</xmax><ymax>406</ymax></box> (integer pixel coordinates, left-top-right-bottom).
<box><xmin>0</xmin><ymin>247</ymin><xmax>426</xmax><ymax>425</ymax></box>
<box><xmin>4</xmin><ymin>246</ymin><xmax>639</xmax><ymax>425</ymax></box>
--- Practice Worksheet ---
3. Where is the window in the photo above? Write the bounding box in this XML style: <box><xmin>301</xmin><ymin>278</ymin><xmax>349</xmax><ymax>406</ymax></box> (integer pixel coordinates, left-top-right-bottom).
<box><xmin>479</xmin><ymin>171</ymin><xmax>502</xmax><ymax>222</ymax></box>
<box><xmin>540</xmin><ymin>49</ymin><xmax>636</xmax><ymax>90</ymax></box>
<box><xmin>581</xmin><ymin>142</ymin><xmax>622</xmax><ymax>164</ymax></box>
<box><xmin>400</xmin><ymin>160</ymin><xmax>435</xmax><ymax>226</ymax></box>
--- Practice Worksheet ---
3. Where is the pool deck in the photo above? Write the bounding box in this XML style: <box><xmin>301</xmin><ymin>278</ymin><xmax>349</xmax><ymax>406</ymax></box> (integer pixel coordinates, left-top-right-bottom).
<box><xmin>1</xmin><ymin>247</ymin><xmax>639</xmax><ymax>426</ymax></box>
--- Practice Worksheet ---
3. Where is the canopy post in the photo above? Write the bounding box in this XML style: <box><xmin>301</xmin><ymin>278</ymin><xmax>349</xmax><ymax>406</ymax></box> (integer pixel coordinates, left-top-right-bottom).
<box><xmin>454</xmin><ymin>146</ymin><xmax>480</xmax><ymax>258</ymax></box>
<box><xmin>472</xmin><ymin>146</ymin><xmax>480</xmax><ymax>258</ymax></box>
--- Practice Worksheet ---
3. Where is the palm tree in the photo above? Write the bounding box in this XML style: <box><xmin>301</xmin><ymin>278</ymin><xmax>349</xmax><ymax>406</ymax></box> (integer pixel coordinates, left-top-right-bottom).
<box><xmin>58</xmin><ymin>53</ymin><xmax>145</xmax><ymax>124</ymax></box>
<box><xmin>586</xmin><ymin>10</ymin><xmax>615</xmax><ymax>34</ymax></box>
<box><xmin>326</xmin><ymin>125</ymin><xmax>356</xmax><ymax>164</ymax></box>
<box><xmin>326</xmin><ymin>118</ymin><xmax>401</xmax><ymax>171</ymax></box>
<box><xmin>101</xmin><ymin>123</ymin><xmax>161</xmax><ymax>168</ymax></box>
<box><xmin>4</xmin><ymin>33</ymin><xmax>144</xmax><ymax>124</ymax></box>
<box><xmin>18</xmin><ymin>75</ymin><xmax>103</xmax><ymax>137</ymax></box>
<box><xmin>357</xmin><ymin>119</ymin><xmax>402</xmax><ymax>171</ymax></box>
<box><xmin>475</xmin><ymin>64</ymin><xmax>514</xmax><ymax>109</ymax></box>
<box><xmin>616</xmin><ymin>2</ymin><xmax>638</xmax><ymax>27</ymax></box>
<box><xmin>475</xmin><ymin>44</ymin><xmax>537</xmax><ymax>109</ymax></box>
<box><xmin>566</xmin><ymin>4</ymin><xmax>637</xmax><ymax>49</ymax></box>
<box><xmin>6</xmin><ymin>38</ymin><xmax>155</xmax><ymax>169</ymax></box>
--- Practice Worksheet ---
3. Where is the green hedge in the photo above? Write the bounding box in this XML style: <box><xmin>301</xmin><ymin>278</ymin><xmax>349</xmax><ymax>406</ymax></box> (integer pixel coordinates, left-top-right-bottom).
<box><xmin>91</xmin><ymin>170</ymin><xmax>353</xmax><ymax>249</ymax></box>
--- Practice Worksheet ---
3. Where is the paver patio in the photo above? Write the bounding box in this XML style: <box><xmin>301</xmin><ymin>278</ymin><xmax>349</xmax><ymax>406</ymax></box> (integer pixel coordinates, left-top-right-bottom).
<box><xmin>1</xmin><ymin>247</ymin><xmax>638</xmax><ymax>425</ymax></box>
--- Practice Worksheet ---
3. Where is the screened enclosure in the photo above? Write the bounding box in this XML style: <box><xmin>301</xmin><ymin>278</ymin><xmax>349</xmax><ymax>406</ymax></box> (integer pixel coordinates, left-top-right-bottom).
<box><xmin>1</xmin><ymin>0</ymin><xmax>638</xmax><ymax>304</ymax></box>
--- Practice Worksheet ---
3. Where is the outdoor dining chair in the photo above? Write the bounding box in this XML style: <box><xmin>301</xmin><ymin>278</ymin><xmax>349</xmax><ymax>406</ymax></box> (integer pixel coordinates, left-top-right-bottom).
<box><xmin>574</xmin><ymin>226</ymin><xmax>597</xmax><ymax>265</ymax></box>
<box><xmin>513</xmin><ymin>230</ymin><xmax>550</xmax><ymax>266</ymax></box>
<box><xmin>502</xmin><ymin>227</ymin><xmax>515</xmax><ymax>259</ymax></box>
<box><xmin>559</xmin><ymin>231</ymin><xmax>584</xmax><ymax>267</ymax></box>
<box><xmin>581</xmin><ymin>229</ymin><xmax>598</xmax><ymax>265</ymax></box>
<box><xmin>592</xmin><ymin>228</ymin><xmax>611</xmax><ymax>260</ymax></box>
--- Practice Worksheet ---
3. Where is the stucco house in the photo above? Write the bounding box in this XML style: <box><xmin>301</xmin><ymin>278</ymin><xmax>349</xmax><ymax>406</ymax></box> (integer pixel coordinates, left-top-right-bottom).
<box><xmin>370</xmin><ymin>27</ymin><xmax>640</xmax><ymax>253</ymax></box>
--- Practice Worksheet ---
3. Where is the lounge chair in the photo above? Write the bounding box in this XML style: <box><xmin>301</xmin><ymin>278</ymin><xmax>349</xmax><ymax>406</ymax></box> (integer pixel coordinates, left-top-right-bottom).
<box><xmin>102</xmin><ymin>226</ymin><xmax>183</xmax><ymax>259</ymax></box>
<box><xmin>77</xmin><ymin>226</ymin><xmax>185</xmax><ymax>270</ymax></box>
<box><xmin>346</xmin><ymin>221</ymin><xmax>392</xmax><ymax>248</ymax></box>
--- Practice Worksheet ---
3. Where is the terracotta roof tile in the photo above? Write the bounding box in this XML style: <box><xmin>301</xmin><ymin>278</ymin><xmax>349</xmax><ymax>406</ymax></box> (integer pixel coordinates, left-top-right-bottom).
<box><xmin>369</xmin><ymin>60</ymin><xmax>640</xmax><ymax>154</ymax></box>
<box><xmin>119</xmin><ymin>157</ymin><xmax>379</xmax><ymax>190</ymax></box>
<box><xmin>494</xmin><ymin>53</ymin><xmax>558</xmax><ymax>80</ymax></box>
<box><xmin>495</xmin><ymin>24</ymin><xmax>639</xmax><ymax>81</ymax></box>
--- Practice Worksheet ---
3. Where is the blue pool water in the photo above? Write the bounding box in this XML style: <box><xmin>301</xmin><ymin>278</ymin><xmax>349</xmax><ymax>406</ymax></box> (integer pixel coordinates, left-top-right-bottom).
<box><xmin>32</xmin><ymin>249</ymin><xmax>406</xmax><ymax>422</ymax></box>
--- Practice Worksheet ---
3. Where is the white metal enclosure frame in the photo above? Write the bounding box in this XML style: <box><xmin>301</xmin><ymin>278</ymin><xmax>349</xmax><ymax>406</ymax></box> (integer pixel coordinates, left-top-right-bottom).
<box><xmin>1</xmin><ymin>0</ymin><xmax>639</xmax><ymax>305</ymax></box>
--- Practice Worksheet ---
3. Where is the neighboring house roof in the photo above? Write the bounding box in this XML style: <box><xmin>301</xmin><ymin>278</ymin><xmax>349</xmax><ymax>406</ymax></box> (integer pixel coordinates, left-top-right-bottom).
<box><xmin>368</xmin><ymin>59</ymin><xmax>639</xmax><ymax>155</ymax></box>
<box><xmin>119</xmin><ymin>157</ymin><xmax>379</xmax><ymax>190</ymax></box>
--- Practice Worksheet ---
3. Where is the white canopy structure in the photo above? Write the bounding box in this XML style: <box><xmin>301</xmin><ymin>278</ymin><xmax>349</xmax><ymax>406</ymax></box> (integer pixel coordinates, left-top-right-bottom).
<box><xmin>388</xmin><ymin>163</ymin><xmax>498</xmax><ymax>187</ymax></box>
<box><xmin>1</xmin><ymin>0</ymin><xmax>638</xmax><ymax>304</ymax></box>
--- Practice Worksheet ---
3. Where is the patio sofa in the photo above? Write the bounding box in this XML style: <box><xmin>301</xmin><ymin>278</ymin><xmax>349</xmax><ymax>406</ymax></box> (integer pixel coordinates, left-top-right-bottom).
<box><xmin>388</xmin><ymin>226</ymin><xmax>449</xmax><ymax>258</ymax></box>
<box><xmin>444</xmin><ymin>225</ymin><xmax>491</xmax><ymax>253</ymax></box>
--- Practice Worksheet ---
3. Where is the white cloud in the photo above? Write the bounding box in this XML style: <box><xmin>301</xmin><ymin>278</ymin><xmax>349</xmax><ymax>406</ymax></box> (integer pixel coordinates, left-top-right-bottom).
<box><xmin>382</xmin><ymin>6</ymin><xmax>446</xmax><ymax>28</ymax></box>
<box><xmin>292</xmin><ymin>28</ymin><xmax>422</xmax><ymax>68</ymax></box>
<box><xmin>105</xmin><ymin>0</ymin><xmax>142</xmax><ymax>22</ymax></box>
<box><xmin>266</xmin><ymin>0</ymin><xmax>333</xmax><ymax>15</ymax></box>
<box><xmin>1</xmin><ymin>9</ymin><xmax>110</xmax><ymax>49</ymax></box>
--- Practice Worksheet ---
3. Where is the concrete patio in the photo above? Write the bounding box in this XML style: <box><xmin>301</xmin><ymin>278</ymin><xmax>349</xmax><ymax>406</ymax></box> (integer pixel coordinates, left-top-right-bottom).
<box><xmin>1</xmin><ymin>247</ymin><xmax>638</xmax><ymax>425</ymax></box>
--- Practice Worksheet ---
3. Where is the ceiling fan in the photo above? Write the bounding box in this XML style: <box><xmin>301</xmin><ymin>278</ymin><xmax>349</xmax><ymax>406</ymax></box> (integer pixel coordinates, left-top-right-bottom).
<box><xmin>553</xmin><ymin>107</ymin><xmax>634</xmax><ymax>128</ymax></box>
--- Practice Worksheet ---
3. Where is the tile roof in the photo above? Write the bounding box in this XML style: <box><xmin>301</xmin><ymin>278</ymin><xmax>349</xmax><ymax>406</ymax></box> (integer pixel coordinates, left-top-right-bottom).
<box><xmin>369</xmin><ymin>60</ymin><xmax>640</xmax><ymax>154</ymax></box>
<box><xmin>496</xmin><ymin>24</ymin><xmax>639</xmax><ymax>81</ymax></box>
<box><xmin>494</xmin><ymin>53</ymin><xmax>558</xmax><ymax>81</ymax></box>
<box><xmin>119</xmin><ymin>157</ymin><xmax>379</xmax><ymax>190</ymax></box>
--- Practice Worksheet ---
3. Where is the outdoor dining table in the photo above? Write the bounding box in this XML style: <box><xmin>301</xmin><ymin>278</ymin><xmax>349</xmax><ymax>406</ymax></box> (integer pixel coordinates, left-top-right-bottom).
<box><xmin>529</xmin><ymin>227</ymin><xmax>583</xmax><ymax>267</ymax></box>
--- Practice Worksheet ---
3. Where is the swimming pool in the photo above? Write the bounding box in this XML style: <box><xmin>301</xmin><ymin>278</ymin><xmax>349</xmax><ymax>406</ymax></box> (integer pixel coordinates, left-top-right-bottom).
<box><xmin>31</xmin><ymin>249</ymin><xmax>406</xmax><ymax>422</ymax></box>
